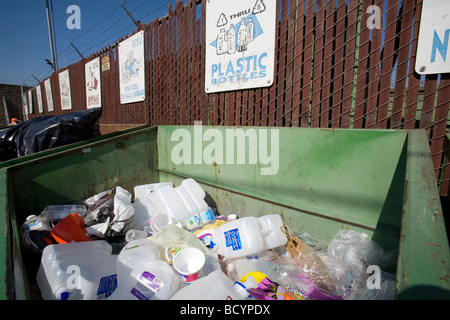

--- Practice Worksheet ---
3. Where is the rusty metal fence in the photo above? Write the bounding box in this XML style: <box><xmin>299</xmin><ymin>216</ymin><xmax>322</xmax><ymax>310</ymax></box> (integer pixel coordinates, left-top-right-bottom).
<box><xmin>26</xmin><ymin>0</ymin><xmax>450</xmax><ymax>196</ymax></box>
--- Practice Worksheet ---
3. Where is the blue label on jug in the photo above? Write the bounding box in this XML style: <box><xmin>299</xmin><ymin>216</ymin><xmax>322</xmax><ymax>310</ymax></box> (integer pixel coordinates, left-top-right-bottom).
<box><xmin>224</xmin><ymin>228</ymin><xmax>242</xmax><ymax>251</ymax></box>
<box><xmin>96</xmin><ymin>274</ymin><xmax>118</xmax><ymax>299</ymax></box>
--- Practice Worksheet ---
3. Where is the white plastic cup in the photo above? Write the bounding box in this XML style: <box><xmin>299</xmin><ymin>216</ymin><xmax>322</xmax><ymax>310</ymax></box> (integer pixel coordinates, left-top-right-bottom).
<box><xmin>172</xmin><ymin>247</ymin><xmax>206</xmax><ymax>283</ymax></box>
<box><xmin>150</xmin><ymin>212</ymin><xmax>173</xmax><ymax>233</ymax></box>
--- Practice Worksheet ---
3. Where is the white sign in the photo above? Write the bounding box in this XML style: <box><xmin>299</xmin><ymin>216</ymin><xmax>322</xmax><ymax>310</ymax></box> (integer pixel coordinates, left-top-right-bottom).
<box><xmin>205</xmin><ymin>0</ymin><xmax>276</xmax><ymax>93</ymax></box>
<box><xmin>59</xmin><ymin>69</ymin><xmax>72</xmax><ymax>110</ymax></box>
<box><xmin>415</xmin><ymin>0</ymin><xmax>450</xmax><ymax>75</ymax></box>
<box><xmin>118</xmin><ymin>30</ymin><xmax>145</xmax><ymax>104</ymax></box>
<box><xmin>27</xmin><ymin>90</ymin><xmax>33</xmax><ymax>114</ymax></box>
<box><xmin>85</xmin><ymin>57</ymin><xmax>102</xmax><ymax>108</ymax></box>
<box><xmin>36</xmin><ymin>85</ymin><xmax>43</xmax><ymax>113</ymax></box>
<box><xmin>22</xmin><ymin>92</ymin><xmax>29</xmax><ymax>118</ymax></box>
<box><xmin>44</xmin><ymin>78</ymin><xmax>54</xmax><ymax>112</ymax></box>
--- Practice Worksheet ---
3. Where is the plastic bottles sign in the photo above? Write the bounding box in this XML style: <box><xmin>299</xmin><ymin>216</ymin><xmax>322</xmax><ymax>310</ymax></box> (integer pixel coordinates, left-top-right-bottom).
<box><xmin>205</xmin><ymin>0</ymin><xmax>276</xmax><ymax>93</ymax></box>
<box><xmin>415</xmin><ymin>0</ymin><xmax>450</xmax><ymax>75</ymax></box>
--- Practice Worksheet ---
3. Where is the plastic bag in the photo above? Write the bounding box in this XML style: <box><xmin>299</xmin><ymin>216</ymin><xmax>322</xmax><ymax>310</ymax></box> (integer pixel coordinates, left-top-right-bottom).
<box><xmin>0</xmin><ymin>108</ymin><xmax>102</xmax><ymax>161</ymax></box>
<box><xmin>326</xmin><ymin>229</ymin><xmax>397</xmax><ymax>299</ymax></box>
<box><xmin>84</xmin><ymin>186</ymin><xmax>135</xmax><ymax>238</ymax></box>
<box><xmin>281</xmin><ymin>226</ymin><xmax>345</xmax><ymax>296</ymax></box>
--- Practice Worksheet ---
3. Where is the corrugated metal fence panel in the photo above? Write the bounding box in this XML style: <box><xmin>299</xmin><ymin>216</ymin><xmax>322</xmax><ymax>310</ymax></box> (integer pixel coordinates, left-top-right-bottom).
<box><xmin>28</xmin><ymin>0</ymin><xmax>450</xmax><ymax>196</ymax></box>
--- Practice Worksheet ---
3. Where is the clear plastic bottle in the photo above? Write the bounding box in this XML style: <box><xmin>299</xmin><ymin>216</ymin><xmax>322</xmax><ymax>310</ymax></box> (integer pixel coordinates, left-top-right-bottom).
<box><xmin>184</xmin><ymin>207</ymin><xmax>216</xmax><ymax>231</ymax></box>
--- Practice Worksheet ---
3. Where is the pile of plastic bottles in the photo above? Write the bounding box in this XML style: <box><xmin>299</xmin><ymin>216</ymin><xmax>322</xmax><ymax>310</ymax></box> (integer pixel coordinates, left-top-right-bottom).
<box><xmin>21</xmin><ymin>178</ymin><xmax>397</xmax><ymax>300</ymax></box>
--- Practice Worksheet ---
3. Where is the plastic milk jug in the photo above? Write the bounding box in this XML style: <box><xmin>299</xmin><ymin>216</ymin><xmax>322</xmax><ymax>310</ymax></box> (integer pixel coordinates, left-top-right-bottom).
<box><xmin>210</xmin><ymin>214</ymin><xmax>287</xmax><ymax>259</ymax></box>
<box><xmin>170</xmin><ymin>270</ymin><xmax>250</xmax><ymax>300</ymax></box>
<box><xmin>151</xmin><ymin>178</ymin><xmax>211</xmax><ymax>223</ymax></box>
<box><xmin>108</xmin><ymin>238</ymin><xmax>180</xmax><ymax>300</ymax></box>
<box><xmin>36</xmin><ymin>240</ymin><xmax>118</xmax><ymax>300</ymax></box>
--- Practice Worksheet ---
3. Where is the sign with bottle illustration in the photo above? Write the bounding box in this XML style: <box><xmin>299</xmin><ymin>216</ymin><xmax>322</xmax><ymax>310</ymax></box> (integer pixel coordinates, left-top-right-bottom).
<box><xmin>36</xmin><ymin>85</ymin><xmax>44</xmax><ymax>113</ymax></box>
<box><xmin>85</xmin><ymin>57</ymin><xmax>102</xmax><ymax>109</ymax></box>
<box><xmin>118</xmin><ymin>30</ymin><xmax>145</xmax><ymax>104</ymax></box>
<box><xmin>59</xmin><ymin>69</ymin><xmax>72</xmax><ymax>110</ymax></box>
<box><xmin>44</xmin><ymin>78</ymin><xmax>54</xmax><ymax>112</ymax></box>
<box><xmin>205</xmin><ymin>0</ymin><xmax>276</xmax><ymax>93</ymax></box>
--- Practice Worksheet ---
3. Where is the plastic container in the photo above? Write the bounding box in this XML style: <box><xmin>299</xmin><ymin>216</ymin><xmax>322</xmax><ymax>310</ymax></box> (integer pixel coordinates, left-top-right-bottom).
<box><xmin>172</xmin><ymin>247</ymin><xmax>206</xmax><ymax>283</ymax></box>
<box><xmin>170</xmin><ymin>270</ymin><xmax>249</xmax><ymax>300</ymax></box>
<box><xmin>109</xmin><ymin>238</ymin><xmax>180</xmax><ymax>300</ymax></box>
<box><xmin>41</xmin><ymin>204</ymin><xmax>88</xmax><ymax>227</ymax></box>
<box><xmin>35</xmin><ymin>240</ymin><xmax>118</xmax><ymax>300</ymax></box>
<box><xmin>129</xmin><ymin>182</ymin><xmax>173</xmax><ymax>230</ymax></box>
<box><xmin>184</xmin><ymin>207</ymin><xmax>216</xmax><ymax>231</ymax></box>
<box><xmin>151</xmin><ymin>178</ymin><xmax>210</xmax><ymax>223</ymax></box>
<box><xmin>210</xmin><ymin>214</ymin><xmax>287</xmax><ymax>259</ymax></box>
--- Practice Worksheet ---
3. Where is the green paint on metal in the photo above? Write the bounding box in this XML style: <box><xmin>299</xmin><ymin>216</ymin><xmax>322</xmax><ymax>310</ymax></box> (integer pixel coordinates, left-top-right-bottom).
<box><xmin>396</xmin><ymin>130</ymin><xmax>450</xmax><ymax>299</ymax></box>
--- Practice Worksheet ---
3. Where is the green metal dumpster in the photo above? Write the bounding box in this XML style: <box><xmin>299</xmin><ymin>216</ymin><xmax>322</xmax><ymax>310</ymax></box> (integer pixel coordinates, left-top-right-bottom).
<box><xmin>0</xmin><ymin>125</ymin><xmax>448</xmax><ymax>300</ymax></box>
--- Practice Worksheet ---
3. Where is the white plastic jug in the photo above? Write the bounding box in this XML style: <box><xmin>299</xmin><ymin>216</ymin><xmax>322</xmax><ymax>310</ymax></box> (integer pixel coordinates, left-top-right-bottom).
<box><xmin>210</xmin><ymin>214</ymin><xmax>287</xmax><ymax>259</ymax></box>
<box><xmin>170</xmin><ymin>270</ymin><xmax>249</xmax><ymax>300</ymax></box>
<box><xmin>130</xmin><ymin>182</ymin><xmax>173</xmax><ymax>230</ymax></box>
<box><xmin>36</xmin><ymin>240</ymin><xmax>118</xmax><ymax>300</ymax></box>
<box><xmin>109</xmin><ymin>238</ymin><xmax>180</xmax><ymax>300</ymax></box>
<box><xmin>151</xmin><ymin>178</ymin><xmax>209</xmax><ymax>222</ymax></box>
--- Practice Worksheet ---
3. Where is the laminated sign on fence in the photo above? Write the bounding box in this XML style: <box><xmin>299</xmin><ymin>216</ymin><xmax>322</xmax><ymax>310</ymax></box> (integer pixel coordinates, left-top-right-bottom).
<box><xmin>36</xmin><ymin>85</ymin><xmax>43</xmax><ymax>114</ymax></box>
<box><xmin>85</xmin><ymin>57</ymin><xmax>102</xmax><ymax>109</ymax></box>
<box><xmin>415</xmin><ymin>0</ymin><xmax>450</xmax><ymax>75</ymax></box>
<box><xmin>119</xmin><ymin>30</ymin><xmax>145</xmax><ymax>104</ymax></box>
<box><xmin>205</xmin><ymin>0</ymin><xmax>276</xmax><ymax>93</ymax></box>
<box><xmin>44</xmin><ymin>79</ymin><xmax>54</xmax><ymax>112</ymax></box>
<box><xmin>59</xmin><ymin>70</ymin><xmax>72</xmax><ymax>110</ymax></box>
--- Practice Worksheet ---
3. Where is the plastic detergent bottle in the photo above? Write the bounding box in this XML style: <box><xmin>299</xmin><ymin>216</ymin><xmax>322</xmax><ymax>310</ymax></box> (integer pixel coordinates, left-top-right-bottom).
<box><xmin>170</xmin><ymin>270</ymin><xmax>250</xmax><ymax>300</ymax></box>
<box><xmin>210</xmin><ymin>214</ymin><xmax>287</xmax><ymax>259</ymax></box>
<box><xmin>109</xmin><ymin>238</ymin><xmax>180</xmax><ymax>300</ymax></box>
<box><xmin>36</xmin><ymin>240</ymin><xmax>118</xmax><ymax>300</ymax></box>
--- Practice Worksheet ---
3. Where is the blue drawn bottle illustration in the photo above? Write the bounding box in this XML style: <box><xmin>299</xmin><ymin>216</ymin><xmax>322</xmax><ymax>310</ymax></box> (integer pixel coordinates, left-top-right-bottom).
<box><xmin>247</xmin><ymin>18</ymin><xmax>254</xmax><ymax>43</ymax></box>
<box><xmin>227</xmin><ymin>24</ymin><xmax>236</xmax><ymax>54</ymax></box>
<box><xmin>217</xmin><ymin>28</ymin><xmax>228</xmax><ymax>55</ymax></box>
<box><xmin>237</xmin><ymin>18</ymin><xmax>247</xmax><ymax>52</ymax></box>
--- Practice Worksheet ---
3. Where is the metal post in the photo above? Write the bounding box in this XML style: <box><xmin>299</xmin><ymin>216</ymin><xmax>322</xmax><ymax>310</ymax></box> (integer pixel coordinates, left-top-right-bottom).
<box><xmin>45</xmin><ymin>0</ymin><xmax>57</xmax><ymax>72</ymax></box>
<box><xmin>71</xmin><ymin>42</ymin><xmax>84</xmax><ymax>59</ymax></box>
<box><xmin>121</xmin><ymin>3</ymin><xmax>140</xmax><ymax>28</ymax></box>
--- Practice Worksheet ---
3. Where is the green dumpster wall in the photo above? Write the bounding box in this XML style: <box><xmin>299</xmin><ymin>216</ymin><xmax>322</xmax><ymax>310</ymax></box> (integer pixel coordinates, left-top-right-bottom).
<box><xmin>0</xmin><ymin>126</ymin><xmax>448</xmax><ymax>300</ymax></box>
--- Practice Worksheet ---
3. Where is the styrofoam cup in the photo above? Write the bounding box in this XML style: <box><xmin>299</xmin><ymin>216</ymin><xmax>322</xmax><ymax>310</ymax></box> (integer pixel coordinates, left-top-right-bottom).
<box><xmin>150</xmin><ymin>212</ymin><xmax>172</xmax><ymax>233</ymax></box>
<box><xmin>172</xmin><ymin>247</ymin><xmax>205</xmax><ymax>283</ymax></box>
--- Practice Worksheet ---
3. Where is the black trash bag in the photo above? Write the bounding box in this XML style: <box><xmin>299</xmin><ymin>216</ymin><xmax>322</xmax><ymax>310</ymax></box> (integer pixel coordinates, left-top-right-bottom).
<box><xmin>0</xmin><ymin>108</ymin><xmax>102</xmax><ymax>161</ymax></box>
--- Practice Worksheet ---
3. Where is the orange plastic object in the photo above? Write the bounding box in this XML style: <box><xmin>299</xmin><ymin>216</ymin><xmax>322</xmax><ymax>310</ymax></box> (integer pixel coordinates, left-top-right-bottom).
<box><xmin>50</xmin><ymin>213</ymin><xmax>92</xmax><ymax>244</ymax></box>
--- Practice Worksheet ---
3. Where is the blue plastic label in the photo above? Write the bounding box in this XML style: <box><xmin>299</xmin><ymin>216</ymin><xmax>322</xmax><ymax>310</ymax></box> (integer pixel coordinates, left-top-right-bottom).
<box><xmin>96</xmin><ymin>274</ymin><xmax>118</xmax><ymax>299</ymax></box>
<box><xmin>224</xmin><ymin>228</ymin><xmax>242</xmax><ymax>251</ymax></box>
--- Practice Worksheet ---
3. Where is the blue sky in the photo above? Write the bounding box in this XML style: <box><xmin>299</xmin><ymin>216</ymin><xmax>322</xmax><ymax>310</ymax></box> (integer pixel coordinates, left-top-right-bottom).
<box><xmin>0</xmin><ymin>0</ymin><xmax>180</xmax><ymax>86</ymax></box>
